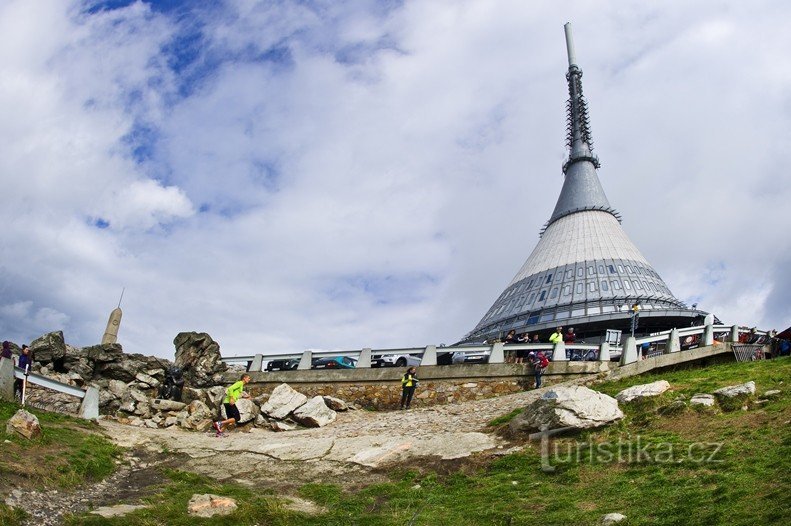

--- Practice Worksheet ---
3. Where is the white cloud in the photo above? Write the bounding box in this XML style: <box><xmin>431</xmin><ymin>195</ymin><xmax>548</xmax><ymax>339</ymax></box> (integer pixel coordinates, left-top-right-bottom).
<box><xmin>1</xmin><ymin>0</ymin><xmax>789</xmax><ymax>359</ymax></box>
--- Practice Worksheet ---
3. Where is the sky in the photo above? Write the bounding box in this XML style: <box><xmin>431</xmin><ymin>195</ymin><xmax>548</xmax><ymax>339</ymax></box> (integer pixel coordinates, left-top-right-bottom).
<box><xmin>1</xmin><ymin>0</ymin><xmax>789</xmax><ymax>359</ymax></box>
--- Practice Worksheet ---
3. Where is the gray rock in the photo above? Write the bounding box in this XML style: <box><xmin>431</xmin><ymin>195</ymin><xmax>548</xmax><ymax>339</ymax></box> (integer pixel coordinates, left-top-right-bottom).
<box><xmin>292</xmin><ymin>396</ymin><xmax>337</xmax><ymax>427</ymax></box>
<box><xmin>763</xmin><ymin>389</ymin><xmax>781</xmax><ymax>398</ymax></box>
<box><xmin>173</xmin><ymin>332</ymin><xmax>228</xmax><ymax>388</ymax></box>
<box><xmin>262</xmin><ymin>383</ymin><xmax>308</xmax><ymax>420</ymax></box>
<box><xmin>108</xmin><ymin>380</ymin><xmax>129</xmax><ymax>399</ymax></box>
<box><xmin>150</xmin><ymin>399</ymin><xmax>187</xmax><ymax>412</ymax></box>
<box><xmin>29</xmin><ymin>331</ymin><xmax>66</xmax><ymax>364</ymax></box>
<box><xmin>690</xmin><ymin>394</ymin><xmax>716</xmax><ymax>407</ymax></box>
<box><xmin>713</xmin><ymin>381</ymin><xmax>756</xmax><ymax>399</ymax></box>
<box><xmin>135</xmin><ymin>372</ymin><xmax>161</xmax><ymax>389</ymax></box>
<box><xmin>271</xmin><ymin>420</ymin><xmax>297</xmax><ymax>432</ymax></box>
<box><xmin>6</xmin><ymin>409</ymin><xmax>41</xmax><ymax>439</ymax></box>
<box><xmin>323</xmin><ymin>395</ymin><xmax>349</xmax><ymax>411</ymax></box>
<box><xmin>602</xmin><ymin>513</ymin><xmax>627</xmax><ymax>525</ymax></box>
<box><xmin>83</xmin><ymin>343</ymin><xmax>124</xmax><ymax>363</ymax></box>
<box><xmin>616</xmin><ymin>380</ymin><xmax>671</xmax><ymax>403</ymax></box>
<box><xmin>164</xmin><ymin>416</ymin><xmax>178</xmax><ymax>427</ymax></box>
<box><xmin>510</xmin><ymin>386</ymin><xmax>624</xmax><ymax>433</ymax></box>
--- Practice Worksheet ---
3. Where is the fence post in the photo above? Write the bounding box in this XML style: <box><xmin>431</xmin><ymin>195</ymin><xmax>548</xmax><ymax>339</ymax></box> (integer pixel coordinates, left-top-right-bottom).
<box><xmin>665</xmin><ymin>329</ymin><xmax>680</xmax><ymax>354</ymax></box>
<box><xmin>0</xmin><ymin>358</ymin><xmax>14</xmax><ymax>402</ymax></box>
<box><xmin>421</xmin><ymin>345</ymin><xmax>437</xmax><ymax>366</ymax></box>
<box><xmin>619</xmin><ymin>337</ymin><xmax>638</xmax><ymax>365</ymax></box>
<box><xmin>552</xmin><ymin>341</ymin><xmax>567</xmax><ymax>361</ymax></box>
<box><xmin>78</xmin><ymin>386</ymin><xmax>100</xmax><ymax>420</ymax></box>
<box><xmin>489</xmin><ymin>342</ymin><xmax>505</xmax><ymax>364</ymax></box>
<box><xmin>703</xmin><ymin>323</ymin><xmax>714</xmax><ymax>346</ymax></box>
<box><xmin>357</xmin><ymin>348</ymin><xmax>372</xmax><ymax>368</ymax></box>
<box><xmin>730</xmin><ymin>325</ymin><xmax>739</xmax><ymax>343</ymax></box>
<box><xmin>297</xmin><ymin>350</ymin><xmax>313</xmax><ymax>370</ymax></box>
<box><xmin>598</xmin><ymin>342</ymin><xmax>610</xmax><ymax>362</ymax></box>
<box><xmin>250</xmin><ymin>354</ymin><xmax>264</xmax><ymax>372</ymax></box>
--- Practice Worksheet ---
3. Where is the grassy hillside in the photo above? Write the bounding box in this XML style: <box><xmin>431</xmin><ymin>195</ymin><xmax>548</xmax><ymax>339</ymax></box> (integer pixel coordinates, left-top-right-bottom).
<box><xmin>16</xmin><ymin>358</ymin><xmax>791</xmax><ymax>525</ymax></box>
<box><xmin>0</xmin><ymin>402</ymin><xmax>121</xmax><ymax>525</ymax></box>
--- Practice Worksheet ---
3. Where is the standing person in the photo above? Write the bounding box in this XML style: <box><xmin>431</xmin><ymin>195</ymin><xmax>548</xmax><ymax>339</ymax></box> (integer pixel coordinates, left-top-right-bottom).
<box><xmin>549</xmin><ymin>327</ymin><xmax>563</xmax><ymax>345</ymax></box>
<box><xmin>15</xmin><ymin>345</ymin><xmax>32</xmax><ymax>401</ymax></box>
<box><xmin>1</xmin><ymin>341</ymin><xmax>12</xmax><ymax>360</ymax></box>
<box><xmin>400</xmin><ymin>366</ymin><xmax>419</xmax><ymax>410</ymax></box>
<box><xmin>213</xmin><ymin>374</ymin><xmax>251</xmax><ymax>436</ymax></box>
<box><xmin>531</xmin><ymin>351</ymin><xmax>549</xmax><ymax>389</ymax></box>
<box><xmin>564</xmin><ymin>327</ymin><xmax>576</xmax><ymax>344</ymax></box>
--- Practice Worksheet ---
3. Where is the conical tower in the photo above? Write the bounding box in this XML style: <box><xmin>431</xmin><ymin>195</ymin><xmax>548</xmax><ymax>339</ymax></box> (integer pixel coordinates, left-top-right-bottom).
<box><xmin>462</xmin><ymin>24</ymin><xmax>706</xmax><ymax>343</ymax></box>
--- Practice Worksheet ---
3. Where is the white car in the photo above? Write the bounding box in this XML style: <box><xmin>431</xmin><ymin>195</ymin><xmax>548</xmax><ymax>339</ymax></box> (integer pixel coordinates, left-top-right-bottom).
<box><xmin>372</xmin><ymin>353</ymin><xmax>422</xmax><ymax>368</ymax></box>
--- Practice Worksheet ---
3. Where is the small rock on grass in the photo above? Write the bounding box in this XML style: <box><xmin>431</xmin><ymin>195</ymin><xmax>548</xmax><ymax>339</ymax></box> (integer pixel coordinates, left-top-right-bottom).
<box><xmin>602</xmin><ymin>512</ymin><xmax>627</xmax><ymax>525</ymax></box>
<box><xmin>187</xmin><ymin>494</ymin><xmax>237</xmax><ymax>517</ymax></box>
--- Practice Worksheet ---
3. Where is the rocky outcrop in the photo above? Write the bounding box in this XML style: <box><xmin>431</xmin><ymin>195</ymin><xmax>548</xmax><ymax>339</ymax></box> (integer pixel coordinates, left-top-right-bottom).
<box><xmin>712</xmin><ymin>381</ymin><xmax>755</xmax><ymax>411</ymax></box>
<box><xmin>292</xmin><ymin>396</ymin><xmax>337</xmax><ymax>427</ymax></box>
<box><xmin>29</xmin><ymin>331</ymin><xmax>67</xmax><ymax>363</ymax></box>
<box><xmin>173</xmin><ymin>332</ymin><xmax>228</xmax><ymax>388</ymax></box>
<box><xmin>262</xmin><ymin>383</ymin><xmax>308</xmax><ymax>419</ymax></box>
<box><xmin>615</xmin><ymin>380</ymin><xmax>671</xmax><ymax>403</ymax></box>
<box><xmin>510</xmin><ymin>386</ymin><xmax>623</xmax><ymax>433</ymax></box>
<box><xmin>6</xmin><ymin>409</ymin><xmax>41</xmax><ymax>439</ymax></box>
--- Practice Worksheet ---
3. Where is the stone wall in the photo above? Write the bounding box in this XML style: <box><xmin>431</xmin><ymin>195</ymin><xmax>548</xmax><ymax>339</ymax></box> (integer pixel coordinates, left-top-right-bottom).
<box><xmin>240</xmin><ymin>362</ymin><xmax>611</xmax><ymax>410</ymax></box>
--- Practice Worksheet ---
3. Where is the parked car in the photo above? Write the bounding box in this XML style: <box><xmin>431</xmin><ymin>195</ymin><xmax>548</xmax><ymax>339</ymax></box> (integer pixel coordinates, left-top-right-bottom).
<box><xmin>265</xmin><ymin>359</ymin><xmax>300</xmax><ymax>371</ymax></box>
<box><xmin>437</xmin><ymin>349</ymin><xmax>491</xmax><ymax>365</ymax></box>
<box><xmin>311</xmin><ymin>356</ymin><xmax>357</xmax><ymax>369</ymax></box>
<box><xmin>372</xmin><ymin>353</ymin><xmax>422</xmax><ymax>368</ymax></box>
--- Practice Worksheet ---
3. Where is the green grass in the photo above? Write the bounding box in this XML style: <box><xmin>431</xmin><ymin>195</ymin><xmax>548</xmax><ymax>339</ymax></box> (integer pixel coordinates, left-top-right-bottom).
<box><xmin>45</xmin><ymin>358</ymin><xmax>791</xmax><ymax>525</ymax></box>
<box><xmin>0</xmin><ymin>402</ymin><xmax>121</xmax><ymax>489</ymax></box>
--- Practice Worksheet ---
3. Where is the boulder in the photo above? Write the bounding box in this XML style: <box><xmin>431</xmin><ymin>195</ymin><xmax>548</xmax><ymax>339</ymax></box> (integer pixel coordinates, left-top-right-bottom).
<box><xmin>135</xmin><ymin>372</ymin><xmax>160</xmax><ymax>389</ymax></box>
<box><xmin>181</xmin><ymin>400</ymin><xmax>215</xmax><ymax>430</ymax></box>
<box><xmin>615</xmin><ymin>380</ymin><xmax>671</xmax><ymax>403</ymax></box>
<box><xmin>322</xmin><ymin>395</ymin><xmax>349</xmax><ymax>411</ymax></box>
<box><xmin>271</xmin><ymin>420</ymin><xmax>297</xmax><ymax>432</ymax></box>
<box><xmin>6</xmin><ymin>409</ymin><xmax>41</xmax><ymax>439</ymax></box>
<box><xmin>763</xmin><ymin>389</ymin><xmax>781</xmax><ymax>399</ymax></box>
<box><xmin>602</xmin><ymin>513</ymin><xmax>627</xmax><ymax>525</ymax></box>
<box><xmin>29</xmin><ymin>331</ymin><xmax>66</xmax><ymax>364</ymax></box>
<box><xmin>220</xmin><ymin>398</ymin><xmax>259</xmax><ymax>424</ymax></box>
<box><xmin>96</xmin><ymin>358</ymin><xmax>148</xmax><ymax>383</ymax></box>
<box><xmin>150</xmin><ymin>399</ymin><xmax>187</xmax><ymax>412</ymax></box>
<box><xmin>262</xmin><ymin>383</ymin><xmax>308</xmax><ymax>420</ymax></box>
<box><xmin>713</xmin><ymin>381</ymin><xmax>755</xmax><ymax>411</ymax></box>
<box><xmin>187</xmin><ymin>494</ymin><xmax>237</xmax><ymax>518</ymax></box>
<box><xmin>690</xmin><ymin>394</ymin><xmax>716</xmax><ymax>407</ymax></box>
<box><xmin>173</xmin><ymin>332</ymin><xmax>228</xmax><ymax>388</ymax></box>
<box><xmin>292</xmin><ymin>396</ymin><xmax>337</xmax><ymax>427</ymax></box>
<box><xmin>510</xmin><ymin>386</ymin><xmax>624</xmax><ymax>433</ymax></box>
<box><xmin>108</xmin><ymin>380</ymin><xmax>129</xmax><ymax>399</ymax></box>
<box><xmin>83</xmin><ymin>343</ymin><xmax>124</xmax><ymax>363</ymax></box>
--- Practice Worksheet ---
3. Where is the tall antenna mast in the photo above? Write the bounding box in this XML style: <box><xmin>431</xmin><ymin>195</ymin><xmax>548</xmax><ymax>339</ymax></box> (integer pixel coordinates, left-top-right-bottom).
<box><xmin>117</xmin><ymin>287</ymin><xmax>125</xmax><ymax>309</ymax></box>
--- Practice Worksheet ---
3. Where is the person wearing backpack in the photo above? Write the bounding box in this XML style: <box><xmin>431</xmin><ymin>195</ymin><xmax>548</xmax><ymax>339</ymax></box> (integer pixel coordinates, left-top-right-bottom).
<box><xmin>530</xmin><ymin>351</ymin><xmax>548</xmax><ymax>389</ymax></box>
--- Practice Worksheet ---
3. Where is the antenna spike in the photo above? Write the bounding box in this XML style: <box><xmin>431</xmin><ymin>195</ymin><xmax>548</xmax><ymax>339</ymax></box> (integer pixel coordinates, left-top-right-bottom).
<box><xmin>118</xmin><ymin>287</ymin><xmax>125</xmax><ymax>309</ymax></box>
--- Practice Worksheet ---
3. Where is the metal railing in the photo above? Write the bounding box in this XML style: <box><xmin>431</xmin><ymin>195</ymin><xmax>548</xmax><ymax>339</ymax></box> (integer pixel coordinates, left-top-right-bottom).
<box><xmin>221</xmin><ymin>323</ymin><xmax>773</xmax><ymax>372</ymax></box>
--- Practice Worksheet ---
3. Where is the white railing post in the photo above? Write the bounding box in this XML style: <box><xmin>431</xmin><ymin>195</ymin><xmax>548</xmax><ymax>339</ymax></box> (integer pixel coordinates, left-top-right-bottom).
<box><xmin>619</xmin><ymin>336</ymin><xmax>638</xmax><ymax>365</ymax></box>
<box><xmin>250</xmin><ymin>354</ymin><xmax>264</xmax><ymax>372</ymax></box>
<box><xmin>0</xmin><ymin>357</ymin><xmax>13</xmax><ymax>402</ymax></box>
<box><xmin>357</xmin><ymin>348</ymin><xmax>372</xmax><ymax>368</ymax></box>
<box><xmin>598</xmin><ymin>342</ymin><xmax>610</xmax><ymax>362</ymax></box>
<box><xmin>297</xmin><ymin>350</ymin><xmax>313</xmax><ymax>370</ymax></box>
<box><xmin>421</xmin><ymin>345</ymin><xmax>437</xmax><ymax>366</ymax></box>
<box><xmin>552</xmin><ymin>341</ymin><xmax>567</xmax><ymax>361</ymax></box>
<box><xmin>489</xmin><ymin>342</ymin><xmax>505</xmax><ymax>364</ymax></box>
<box><xmin>730</xmin><ymin>325</ymin><xmax>739</xmax><ymax>343</ymax></box>
<box><xmin>703</xmin><ymin>323</ymin><xmax>714</xmax><ymax>346</ymax></box>
<box><xmin>78</xmin><ymin>386</ymin><xmax>100</xmax><ymax>420</ymax></box>
<box><xmin>665</xmin><ymin>328</ymin><xmax>680</xmax><ymax>354</ymax></box>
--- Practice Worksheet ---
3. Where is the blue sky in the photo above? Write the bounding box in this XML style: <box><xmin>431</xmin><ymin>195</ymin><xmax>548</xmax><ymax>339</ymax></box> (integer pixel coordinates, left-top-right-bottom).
<box><xmin>1</xmin><ymin>0</ymin><xmax>789</xmax><ymax>358</ymax></box>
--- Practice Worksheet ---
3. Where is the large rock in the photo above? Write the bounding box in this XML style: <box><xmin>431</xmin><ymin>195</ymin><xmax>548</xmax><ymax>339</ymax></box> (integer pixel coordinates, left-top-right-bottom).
<box><xmin>292</xmin><ymin>396</ymin><xmax>337</xmax><ymax>427</ymax></box>
<box><xmin>83</xmin><ymin>344</ymin><xmax>124</xmax><ymax>363</ymax></box>
<box><xmin>173</xmin><ymin>332</ymin><xmax>228</xmax><ymax>388</ymax></box>
<box><xmin>615</xmin><ymin>380</ymin><xmax>671</xmax><ymax>403</ymax></box>
<box><xmin>510</xmin><ymin>386</ymin><xmax>624</xmax><ymax>433</ymax></box>
<box><xmin>220</xmin><ymin>398</ymin><xmax>259</xmax><ymax>424</ymax></box>
<box><xmin>323</xmin><ymin>395</ymin><xmax>349</xmax><ymax>411</ymax></box>
<box><xmin>262</xmin><ymin>383</ymin><xmax>308</xmax><ymax>420</ymax></box>
<box><xmin>187</xmin><ymin>494</ymin><xmax>237</xmax><ymax>518</ymax></box>
<box><xmin>690</xmin><ymin>394</ymin><xmax>716</xmax><ymax>407</ymax></box>
<box><xmin>6</xmin><ymin>409</ymin><xmax>41</xmax><ymax>439</ymax></box>
<box><xmin>29</xmin><ymin>331</ymin><xmax>66</xmax><ymax>364</ymax></box>
<box><xmin>96</xmin><ymin>358</ymin><xmax>148</xmax><ymax>383</ymax></box>
<box><xmin>150</xmin><ymin>399</ymin><xmax>187</xmax><ymax>412</ymax></box>
<box><xmin>713</xmin><ymin>381</ymin><xmax>756</xmax><ymax>411</ymax></box>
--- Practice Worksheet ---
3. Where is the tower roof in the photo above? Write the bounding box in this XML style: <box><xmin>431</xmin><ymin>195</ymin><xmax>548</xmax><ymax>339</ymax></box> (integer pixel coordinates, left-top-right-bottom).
<box><xmin>461</xmin><ymin>24</ymin><xmax>706</xmax><ymax>343</ymax></box>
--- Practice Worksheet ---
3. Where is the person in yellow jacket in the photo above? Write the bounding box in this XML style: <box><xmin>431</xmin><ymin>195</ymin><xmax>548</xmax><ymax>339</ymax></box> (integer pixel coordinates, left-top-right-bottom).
<box><xmin>400</xmin><ymin>366</ymin><xmax>419</xmax><ymax>410</ymax></box>
<box><xmin>549</xmin><ymin>326</ymin><xmax>564</xmax><ymax>344</ymax></box>
<box><xmin>213</xmin><ymin>373</ymin><xmax>251</xmax><ymax>436</ymax></box>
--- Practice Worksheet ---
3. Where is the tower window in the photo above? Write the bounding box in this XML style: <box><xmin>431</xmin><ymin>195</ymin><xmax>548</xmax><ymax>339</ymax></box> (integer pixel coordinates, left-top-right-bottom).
<box><xmin>588</xmin><ymin>265</ymin><xmax>594</xmax><ymax>275</ymax></box>
<box><xmin>608</xmin><ymin>265</ymin><xmax>616</xmax><ymax>274</ymax></box>
<box><xmin>634</xmin><ymin>281</ymin><xmax>642</xmax><ymax>290</ymax></box>
<box><xmin>545</xmin><ymin>274</ymin><xmax>553</xmax><ymax>284</ymax></box>
<box><xmin>588</xmin><ymin>282</ymin><xmax>597</xmax><ymax>292</ymax></box>
<box><xmin>549</xmin><ymin>288</ymin><xmax>558</xmax><ymax>299</ymax></box>
<box><xmin>563</xmin><ymin>285</ymin><xmax>571</xmax><ymax>296</ymax></box>
<box><xmin>576</xmin><ymin>283</ymin><xmax>583</xmax><ymax>294</ymax></box>
<box><xmin>624</xmin><ymin>280</ymin><xmax>631</xmax><ymax>290</ymax></box>
<box><xmin>565</xmin><ymin>269</ymin><xmax>572</xmax><ymax>279</ymax></box>
<box><xmin>577</xmin><ymin>268</ymin><xmax>583</xmax><ymax>277</ymax></box>
<box><xmin>612</xmin><ymin>280</ymin><xmax>621</xmax><ymax>290</ymax></box>
<box><xmin>601</xmin><ymin>281</ymin><xmax>609</xmax><ymax>291</ymax></box>
<box><xmin>539</xmin><ymin>291</ymin><xmax>546</xmax><ymax>302</ymax></box>
<box><xmin>626</xmin><ymin>265</ymin><xmax>633</xmax><ymax>273</ymax></box>
<box><xmin>598</xmin><ymin>265</ymin><xmax>605</xmax><ymax>274</ymax></box>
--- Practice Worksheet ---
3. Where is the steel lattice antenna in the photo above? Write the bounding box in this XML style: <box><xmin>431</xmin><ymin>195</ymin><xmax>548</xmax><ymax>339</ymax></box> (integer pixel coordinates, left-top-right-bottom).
<box><xmin>563</xmin><ymin>22</ymin><xmax>600</xmax><ymax>173</ymax></box>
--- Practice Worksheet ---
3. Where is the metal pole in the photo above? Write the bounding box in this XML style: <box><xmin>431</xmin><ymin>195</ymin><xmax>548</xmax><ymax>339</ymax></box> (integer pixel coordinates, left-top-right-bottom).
<box><xmin>21</xmin><ymin>364</ymin><xmax>29</xmax><ymax>406</ymax></box>
<box><xmin>563</xmin><ymin>22</ymin><xmax>577</xmax><ymax>67</ymax></box>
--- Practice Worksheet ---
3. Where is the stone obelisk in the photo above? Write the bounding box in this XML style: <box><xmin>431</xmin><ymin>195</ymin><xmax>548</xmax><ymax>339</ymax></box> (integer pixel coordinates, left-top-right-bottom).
<box><xmin>101</xmin><ymin>289</ymin><xmax>124</xmax><ymax>345</ymax></box>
